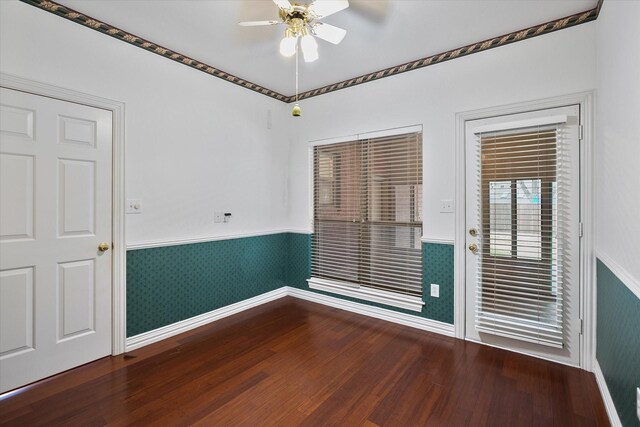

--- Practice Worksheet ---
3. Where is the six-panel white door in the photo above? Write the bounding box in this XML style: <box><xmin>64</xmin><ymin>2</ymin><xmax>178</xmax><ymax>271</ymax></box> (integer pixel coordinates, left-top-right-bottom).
<box><xmin>0</xmin><ymin>88</ymin><xmax>112</xmax><ymax>393</ymax></box>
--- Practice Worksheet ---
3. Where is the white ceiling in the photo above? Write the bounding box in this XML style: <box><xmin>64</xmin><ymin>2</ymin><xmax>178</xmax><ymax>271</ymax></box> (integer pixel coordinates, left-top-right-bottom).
<box><xmin>55</xmin><ymin>0</ymin><xmax>597</xmax><ymax>95</ymax></box>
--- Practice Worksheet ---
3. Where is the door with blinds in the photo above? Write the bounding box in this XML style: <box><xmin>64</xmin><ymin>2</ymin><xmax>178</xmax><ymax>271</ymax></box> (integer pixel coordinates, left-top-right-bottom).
<box><xmin>464</xmin><ymin>105</ymin><xmax>581</xmax><ymax>366</ymax></box>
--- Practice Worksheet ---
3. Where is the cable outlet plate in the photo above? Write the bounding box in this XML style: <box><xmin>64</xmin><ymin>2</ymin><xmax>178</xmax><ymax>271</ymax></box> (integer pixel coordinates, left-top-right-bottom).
<box><xmin>126</xmin><ymin>199</ymin><xmax>142</xmax><ymax>214</ymax></box>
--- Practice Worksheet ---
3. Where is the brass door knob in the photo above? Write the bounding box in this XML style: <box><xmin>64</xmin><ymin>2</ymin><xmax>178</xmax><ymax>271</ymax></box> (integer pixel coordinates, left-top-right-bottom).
<box><xmin>468</xmin><ymin>243</ymin><xmax>478</xmax><ymax>254</ymax></box>
<box><xmin>98</xmin><ymin>242</ymin><xmax>110</xmax><ymax>252</ymax></box>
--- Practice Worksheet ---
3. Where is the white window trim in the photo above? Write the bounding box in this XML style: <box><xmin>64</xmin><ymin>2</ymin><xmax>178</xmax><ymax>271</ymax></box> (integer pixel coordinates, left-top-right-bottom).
<box><xmin>308</xmin><ymin>277</ymin><xmax>425</xmax><ymax>312</ymax></box>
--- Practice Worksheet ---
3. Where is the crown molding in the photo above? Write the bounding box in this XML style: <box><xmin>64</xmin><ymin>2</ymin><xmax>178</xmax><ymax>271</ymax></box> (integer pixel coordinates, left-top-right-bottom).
<box><xmin>21</xmin><ymin>0</ymin><xmax>603</xmax><ymax>104</ymax></box>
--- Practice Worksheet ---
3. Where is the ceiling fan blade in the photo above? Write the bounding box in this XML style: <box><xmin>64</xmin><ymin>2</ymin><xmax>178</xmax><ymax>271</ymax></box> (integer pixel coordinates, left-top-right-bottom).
<box><xmin>238</xmin><ymin>20</ymin><xmax>282</xmax><ymax>27</ymax></box>
<box><xmin>312</xmin><ymin>22</ymin><xmax>347</xmax><ymax>45</ymax></box>
<box><xmin>309</xmin><ymin>0</ymin><xmax>349</xmax><ymax>19</ymax></box>
<box><xmin>273</xmin><ymin>0</ymin><xmax>293</xmax><ymax>11</ymax></box>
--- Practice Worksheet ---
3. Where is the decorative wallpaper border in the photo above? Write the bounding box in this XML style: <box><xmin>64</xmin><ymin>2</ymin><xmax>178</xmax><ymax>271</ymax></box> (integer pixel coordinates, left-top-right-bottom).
<box><xmin>21</xmin><ymin>0</ymin><xmax>289</xmax><ymax>102</ymax></box>
<box><xmin>21</xmin><ymin>0</ymin><xmax>602</xmax><ymax>103</ymax></box>
<box><xmin>294</xmin><ymin>2</ymin><xmax>603</xmax><ymax>101</ymax></box>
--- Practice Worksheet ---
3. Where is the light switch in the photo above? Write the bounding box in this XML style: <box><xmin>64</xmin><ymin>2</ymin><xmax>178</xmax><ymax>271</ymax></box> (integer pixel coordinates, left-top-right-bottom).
<box><xmin>440</xmin><ymin>199</ymin><xmax>454</xmax><ymax>213</ymax></box>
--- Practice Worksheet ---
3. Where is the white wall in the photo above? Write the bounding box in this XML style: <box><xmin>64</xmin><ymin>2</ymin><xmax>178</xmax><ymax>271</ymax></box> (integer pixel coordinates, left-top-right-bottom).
<box><xmin>0</xmin><ymin>1</ymin><xmax>291</xmax><ymax>246</ymax></box>
<box><xmin>287</xmin><ymin>23</ymin><xmax>597</xmax><ymax>241</ymax></box>
<box><xmin>0</xmin><ymin>1</ymin><xmax>602</xmax><ymax>249</ymax></box>
<box><xmin>595</xmin><ymin>1</ymin><xmax>640</xmax><ymax>284</ymax></box>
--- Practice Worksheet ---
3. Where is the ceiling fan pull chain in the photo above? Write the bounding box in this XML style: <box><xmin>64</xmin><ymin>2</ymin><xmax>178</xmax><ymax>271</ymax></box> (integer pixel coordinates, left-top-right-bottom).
<box><xmin>293</xmin><ymin>44</ymin><xmax>301</xmax><ymax>117</ymax></box>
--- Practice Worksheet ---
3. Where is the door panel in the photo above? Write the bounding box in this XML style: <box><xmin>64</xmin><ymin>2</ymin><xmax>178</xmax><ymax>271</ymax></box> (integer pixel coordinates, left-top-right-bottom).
<box><xmin>0</xmin><ymin>104</ymin><xmax>34</xmax><ymax>140</ymax></box>
<box><xmin>465</xmin><ymin>106</ymin><xmax>581</xmax><ymax>366</ymax></box>
<box><xmin>0</xmin><ymin>267</ymin><xmax>34</xmax><ymax>356</ymax></box>
<box><xmin>0</xmin><ymin>154</ymin><xmax>34</xmax><ymax>241</ymax></box>
<box><xmin>58</xmin><ymin>158</ymin><xmax>96</xmax><ymax>236</ymax></box>
<box><xmin>58</xmin><ymin>115</ymin><xmax>97</xmax><ymax>147</ymax></box>
<box><xmin>0</xmin><ymin>88</ymin><xmax>112</xmax><ymax>392</ymax></box>
<box><xmin>57</xmin><ymin>259</ymin><xmax>96</xmax><ymax>340</ymax></box>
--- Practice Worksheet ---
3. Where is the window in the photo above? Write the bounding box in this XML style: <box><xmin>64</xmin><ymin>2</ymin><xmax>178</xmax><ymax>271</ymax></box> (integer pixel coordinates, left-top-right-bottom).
<box><xmin>308</xmin><ymin>130</ymin><xmax>423</xmax><ymax>312</ymax></box>
<box><xmin>318</xmin><ymin>153</ymin><xmax>338</xmax><ymax>207</ymax></box>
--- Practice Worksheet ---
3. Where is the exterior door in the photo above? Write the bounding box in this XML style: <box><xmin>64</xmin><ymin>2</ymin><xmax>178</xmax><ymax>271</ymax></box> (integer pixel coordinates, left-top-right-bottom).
<box><xmin>0</xmin><ymin>87</ymin><xmax>112</xmax><ymax>392</ymax></box>
<box><xmin>464</xmin><ymin>105</ymin><xmax>581</xmax><ymax>366</ymax></box>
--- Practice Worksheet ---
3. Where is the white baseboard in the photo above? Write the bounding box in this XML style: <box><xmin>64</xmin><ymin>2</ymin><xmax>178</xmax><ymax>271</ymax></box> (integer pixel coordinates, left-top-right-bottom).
<box><xmin>593</xmin><ymin>359</ymin><xmax>622</xmax><ymax>427</ymax></box>
<box><xmin>125</xmin><ymin>287</ymin><xmax>289</xmax><ymax>351</ymax></box>
<box><xmin>286</xmin><ymin>287</ymin><xmax>455</xmax><ymax>337</ymax></box>
<box><xmin>126</xmin><ymin>286</ymin><xmax>455</xmax><ymax>352</ymax></box>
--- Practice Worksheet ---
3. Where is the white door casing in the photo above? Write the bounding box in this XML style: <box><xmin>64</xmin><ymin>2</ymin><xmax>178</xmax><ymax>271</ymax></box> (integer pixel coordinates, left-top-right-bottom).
<box><xmin>0</xmin><ymin>88</ymin><xmax>113</xmax><ymax>392</ymax></box>
<box><xmin>463</xmin><ymin>105</ymin><xmax>581</xmax><ymax>367</ymax></box>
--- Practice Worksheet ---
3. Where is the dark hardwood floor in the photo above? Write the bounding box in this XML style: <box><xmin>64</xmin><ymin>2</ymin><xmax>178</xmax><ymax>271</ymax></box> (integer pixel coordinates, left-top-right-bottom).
<box><xmin>0</xmin><ymin>297</ymin><xmax>609</xmax><ymax>426</ymax></box>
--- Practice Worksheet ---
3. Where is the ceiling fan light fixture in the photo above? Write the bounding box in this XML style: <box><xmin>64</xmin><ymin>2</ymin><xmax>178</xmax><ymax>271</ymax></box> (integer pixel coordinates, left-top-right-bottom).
<box><xmin>279</xmin><ymin>28</ymin><xmax>298</xmax><ymax>57</ymax></box>
<box><xmin>301</xmin><ymin>33</ymin><xmax>319</xmax><ymax>62</ymax></box>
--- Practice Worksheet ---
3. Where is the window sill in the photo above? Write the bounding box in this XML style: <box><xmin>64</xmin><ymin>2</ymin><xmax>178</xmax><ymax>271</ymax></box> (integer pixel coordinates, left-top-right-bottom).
<box><xmin>307</xmin><ymin>277</ymin><xmax>424</xmax><ymax>312</ymax></box>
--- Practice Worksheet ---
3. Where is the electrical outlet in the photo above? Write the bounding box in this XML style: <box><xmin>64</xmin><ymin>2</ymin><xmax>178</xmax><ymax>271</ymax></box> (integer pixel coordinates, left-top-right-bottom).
<box><xmin>430</xmin><ymin>284</ymin><xmax>440</xmax><ymax>298</ymax></box>
<box><xmin>636</xmin><ymin>387</ymin><xmax>639</xmax><ymax>422</ymax></box>
<box><xmin>214</xmin><ymin>211</ymin><xmax>223</xmax><ymax>223</ymax></box>
<box><xmin>126</xmin><ymin>199</ymin><xmax>142</xmax><ymax>214</ymax></box>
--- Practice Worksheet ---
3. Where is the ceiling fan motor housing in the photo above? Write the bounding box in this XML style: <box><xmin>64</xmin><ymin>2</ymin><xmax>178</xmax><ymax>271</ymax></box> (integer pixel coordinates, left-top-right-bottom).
<box><xmin>280</xmin><ymin>5</ymin><xmax>313</xmax><ymax>35</ymax></box>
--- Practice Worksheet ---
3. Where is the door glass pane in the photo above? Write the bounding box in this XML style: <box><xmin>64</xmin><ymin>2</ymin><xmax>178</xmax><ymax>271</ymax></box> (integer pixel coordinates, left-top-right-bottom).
<box><xmin>516</xmin><ymin>179</ymin><xmax>542</xmax><ymax>260</ymax></box>
<box><xmin>489</xmin><ymin>180</ymin><xmax>511</xmax><ymax>256</ymax></box>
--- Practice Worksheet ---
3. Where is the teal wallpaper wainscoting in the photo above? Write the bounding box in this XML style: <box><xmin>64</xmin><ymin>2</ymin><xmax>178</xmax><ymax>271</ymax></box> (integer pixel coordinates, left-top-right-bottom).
<box><xmin>596</xmin><ymin>259</ymin><xmax>640</xmax><ymax>427</ymax></box>
<box><xmin>126</xmin><ymin>232</ymin><xmax>455</xmax><ymax>338</ymax></box>
<box><xmin>422</xmin><ymin>243</ymin><xmax>455</xmax><ymax>323</ymax></box>
<box><xmin>286</xmin><ymin>232</ymin><xmax>312</xmax><ymax>289</ymax></box>
<box><xmin>286</xmin><ymin>233</ymin><xmax>455</xmax><ymax>324</ymax></box>
<box><xmin>126</xmin><ymin>234</ymin><xmax>288</xmax><ymax>337</ymax></box>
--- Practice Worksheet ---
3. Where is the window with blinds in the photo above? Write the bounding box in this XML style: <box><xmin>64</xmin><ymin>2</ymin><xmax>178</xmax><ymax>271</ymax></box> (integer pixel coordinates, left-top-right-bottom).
<box><xmin>309</xmin><ymin>131</ymin><xmax>423</xmax><ymax>309</ymax></box>
<box><xmin>475</xmin><ymin>124</ymin><xmax>569</xmax><ymax>348</ymax></box>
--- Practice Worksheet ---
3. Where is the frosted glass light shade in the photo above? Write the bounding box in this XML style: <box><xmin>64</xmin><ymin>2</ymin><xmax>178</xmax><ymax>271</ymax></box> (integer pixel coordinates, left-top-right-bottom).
<box><xmin>301</xmin><ymin>34</ymin><xmax>318</xmax><ymax>62</ymax></box>
<box><xmin>280</xmin><ymin>36</ymin><xmax>297</xmax><ymax>57</ymax></box>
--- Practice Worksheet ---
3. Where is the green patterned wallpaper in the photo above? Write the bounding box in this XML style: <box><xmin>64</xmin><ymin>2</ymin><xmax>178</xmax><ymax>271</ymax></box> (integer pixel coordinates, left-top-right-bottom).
<box><xmin>126</xmin><ymin>232</ymin><xmax>455</xmax><ymax>337</ymax></box>
<box><xmin>286</xmin><ymin>233</ymin><xmax>455</xmax><ymax>324</ymax></box>
<box><xmin>126</xmin><ymin>234</ymin><xmax>287</xmax><ymax>336</ymax></box>
<box><xmin>596</xmin><ymin>259</ymin><xmax>640</xmax><ymax>427</ymax></box>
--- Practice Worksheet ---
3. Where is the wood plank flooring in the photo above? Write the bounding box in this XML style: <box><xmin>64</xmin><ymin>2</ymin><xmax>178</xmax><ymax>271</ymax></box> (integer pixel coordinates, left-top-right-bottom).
<box><xmin>0</xmin><ymin>297</ymin><xmax>609</xmax><ymax>426</ymax></box>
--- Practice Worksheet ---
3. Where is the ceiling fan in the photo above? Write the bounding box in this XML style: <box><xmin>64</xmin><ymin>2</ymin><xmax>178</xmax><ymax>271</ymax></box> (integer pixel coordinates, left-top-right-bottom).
<box><xmin>239</xmin><ymin>0</ymin><xmax>349</xmax><ymax>63</ymax></box>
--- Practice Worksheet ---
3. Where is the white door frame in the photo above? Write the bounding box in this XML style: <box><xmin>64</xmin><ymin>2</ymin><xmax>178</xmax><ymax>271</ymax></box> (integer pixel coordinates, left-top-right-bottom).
<box><xmin>1</xmin><ymin>73</ymin><xmax>127</xmax><ymax>356</ymax></box>
<box><xmin>454</xmin><ymin>91</ymin><xmax>595</xmax><ymax>371</ymax></box>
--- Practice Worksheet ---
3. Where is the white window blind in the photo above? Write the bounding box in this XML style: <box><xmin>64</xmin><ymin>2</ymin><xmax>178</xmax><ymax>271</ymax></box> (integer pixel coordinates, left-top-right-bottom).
<box><xmin>311</xmin><ymin>131</ymin><xmax>423</xmax><ymax>300</ymax></box>
<box><xmin>475</xmin><ymin>124</ymin><xmax>570</xmax><ymax>348</ymax></box>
